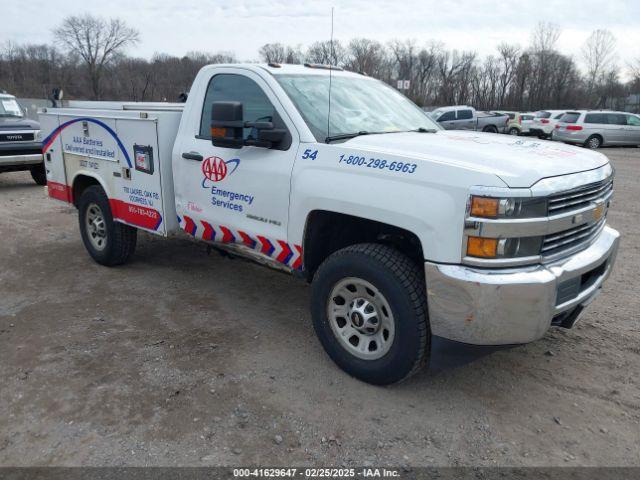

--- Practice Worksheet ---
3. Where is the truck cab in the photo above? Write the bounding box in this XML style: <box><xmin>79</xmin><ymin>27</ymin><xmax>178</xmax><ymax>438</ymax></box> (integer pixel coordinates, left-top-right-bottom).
<box><xmin>39</xmin><ymin>64</ymin><xmax>620</xmax><ymax>385</ymax></box>
<box><xmin>0</xmin><ymin>93</ymin><xmax>46</xmax><ymax>185</ymax></box>
<box><xmin>430</xmin><ymin>105</ymin><xmax>509</xmax><ymax>134</ymax></box>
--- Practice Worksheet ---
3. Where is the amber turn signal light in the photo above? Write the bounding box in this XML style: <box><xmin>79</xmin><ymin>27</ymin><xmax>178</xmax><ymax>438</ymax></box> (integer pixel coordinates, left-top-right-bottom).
<box><xmin>467</xmin><ymin>237</ymin><xmax>498</xmax><ymax>258</ymax></box>
<box><xmin>211</xmin><ymin>127</ymin><xmax>226</xmax><ymax>137</ymax></box>
<box><xmin>470</xmin><ymin>196</ymin><xmax>499</xmax><ymax>218</ymax></box>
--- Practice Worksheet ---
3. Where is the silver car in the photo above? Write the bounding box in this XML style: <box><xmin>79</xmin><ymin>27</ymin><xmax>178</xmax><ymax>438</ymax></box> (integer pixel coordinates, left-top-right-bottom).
<box><xmin>552</xmin><ymin>110</ymin><xmax>640</xmax><ymax>149</ymax></box>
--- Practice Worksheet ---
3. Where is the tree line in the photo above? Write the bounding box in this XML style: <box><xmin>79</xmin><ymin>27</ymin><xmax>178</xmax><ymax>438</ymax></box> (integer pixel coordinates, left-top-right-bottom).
<box><xmin>1</xmin><ymin>15</ymin><xmax>638</xmax><ymax>112</ymax></box>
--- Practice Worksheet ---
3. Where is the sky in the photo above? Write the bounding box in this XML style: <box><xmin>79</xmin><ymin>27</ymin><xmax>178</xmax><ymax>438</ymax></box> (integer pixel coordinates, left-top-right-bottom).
<box><xmin>4</xmin><ymin>0</ymin><xmax>639</xmax><ymax>77</ymax></box>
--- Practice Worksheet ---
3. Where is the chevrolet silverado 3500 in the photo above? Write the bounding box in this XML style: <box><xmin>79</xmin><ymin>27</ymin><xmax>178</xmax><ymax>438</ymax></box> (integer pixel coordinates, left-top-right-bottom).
<box><xmin>39</xmin><ymin>64</ymin><xmax>619</xmax><ymax>385</ymax></box>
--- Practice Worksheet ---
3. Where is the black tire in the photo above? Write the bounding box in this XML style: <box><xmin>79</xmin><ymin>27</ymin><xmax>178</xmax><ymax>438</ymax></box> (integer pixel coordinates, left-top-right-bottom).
<box><xmin>508</xmin><ymin>127</ymin><xmax>520</xmax><ymax>136</ymax></box>
<box><xmin>585</xmin><ymin>135</ymin><xmax>602</xmax><ymax>149</ymax></box>
<box><xmin>77</xmin><ymin>185</ymin><xmax>137</xmax><ymax>266</ymax></box>
<box><xmin>30</xmin><ymin>163</ymin><xmax>47</xmax><ymax>186</ymax></box>
<box><xmin>310</xmin><ymin>243</ymin><xmax>430</xmax><ymax>385</ymax></box>
<box><xmin>483</xmin><ymin>125</ymin><xmax>498</xmax><ymax>134</ymax></box>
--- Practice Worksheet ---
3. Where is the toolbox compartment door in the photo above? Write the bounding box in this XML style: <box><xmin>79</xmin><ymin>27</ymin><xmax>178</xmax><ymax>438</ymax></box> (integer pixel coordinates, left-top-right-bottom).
<box><xmin>55</xmin><ymin>115</ymin><xmax>167</xmax><ymax>235</ymax></box>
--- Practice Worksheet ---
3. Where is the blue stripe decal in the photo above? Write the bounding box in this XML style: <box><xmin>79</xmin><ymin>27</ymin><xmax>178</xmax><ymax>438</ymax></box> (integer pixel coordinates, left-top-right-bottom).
<box><xmin>43</xmin><ymin>117</ymin><xmax>132</xmax><ymax>168</ymax></box>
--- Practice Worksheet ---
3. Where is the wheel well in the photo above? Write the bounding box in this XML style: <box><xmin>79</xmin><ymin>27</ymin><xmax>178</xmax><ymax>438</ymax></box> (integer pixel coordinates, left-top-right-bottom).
<box><xmin>302</xmin><ymin>211</ymin><xmax>424</xmax><ymax>279</ymax></box>
<box><xmin>72</xmin><ymin>175</ymin><xmax>101</xmax><ymax>207</ymax></box>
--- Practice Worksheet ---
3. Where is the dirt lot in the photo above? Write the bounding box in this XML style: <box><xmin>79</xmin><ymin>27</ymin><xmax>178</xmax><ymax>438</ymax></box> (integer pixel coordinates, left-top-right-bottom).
<box><xmin>0</xmin><ymin>148</ymin><xmax>638</xmax><ymax>467</ymax></box>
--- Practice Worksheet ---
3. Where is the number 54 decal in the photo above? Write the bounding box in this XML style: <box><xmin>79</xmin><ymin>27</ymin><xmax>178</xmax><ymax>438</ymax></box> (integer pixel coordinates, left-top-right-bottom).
<box><xmin>301</xmin><ymin>149</ymin><xmax>318</xmax><ymax>160</ymax></box>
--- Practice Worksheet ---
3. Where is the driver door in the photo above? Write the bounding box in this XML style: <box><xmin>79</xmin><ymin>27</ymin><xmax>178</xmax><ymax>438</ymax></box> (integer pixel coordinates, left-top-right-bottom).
<box><xmin>174</xmin><ymin>70</ymin><xmax>298</xmax><ymax>263</ymax></box>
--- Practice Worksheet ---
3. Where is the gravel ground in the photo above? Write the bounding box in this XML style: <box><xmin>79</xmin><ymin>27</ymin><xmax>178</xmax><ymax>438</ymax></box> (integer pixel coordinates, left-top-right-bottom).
<box><xmin>0</xmin><ymin>148</ymin><xmax>638</xmax><ymax>467</ymax></box>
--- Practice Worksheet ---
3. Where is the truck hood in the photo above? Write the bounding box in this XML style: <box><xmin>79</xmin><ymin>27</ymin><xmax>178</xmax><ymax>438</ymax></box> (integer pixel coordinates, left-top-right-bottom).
<box><xmin>0</xmin><ymin>116</ymin><xmax>40</xmax><ymax>130</ymax></box>
<box><xmin>345</xmin><ymin>130</ymin><xmax>609</xmax><ymax>188</ymax></box>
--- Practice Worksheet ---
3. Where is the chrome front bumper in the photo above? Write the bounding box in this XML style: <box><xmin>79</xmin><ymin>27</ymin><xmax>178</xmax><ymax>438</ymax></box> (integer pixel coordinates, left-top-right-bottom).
<box><xmin>0</xmin><ymin>154</ymin><xmax>43</xmax><ymax>166</ymax></box>
<box><xmin>424</xmin><ymin>226</ymin><xmax>620</xmax><ymax>345</ymax></box>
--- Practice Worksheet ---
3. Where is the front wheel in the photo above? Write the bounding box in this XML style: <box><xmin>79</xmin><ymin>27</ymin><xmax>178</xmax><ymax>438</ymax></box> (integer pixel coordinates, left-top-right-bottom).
<box><xmin>311</xmin><ymin>243</ymin><xmax>430</xmax><ymax>385</ymax></box>
<box><xmin>30</xmin><ymin>163</ymin><xmax>47</xmax><ymax>185</ymax></box>
<box><xmin>78</xmin><ymin>185</ymin><xmax>137</xmax><ymax>266</ymax></box>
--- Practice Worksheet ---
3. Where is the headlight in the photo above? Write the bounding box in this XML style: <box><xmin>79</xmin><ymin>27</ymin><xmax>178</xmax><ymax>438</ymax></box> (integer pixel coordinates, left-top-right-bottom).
<box><xmin>35</xmin><ymin>130</ymin><xmax>42</xmax><ymax>141</ymax></box>
<box><xmin>469</xmin><ymin>195</ymin><xmax>547</xmax><ymax>219</ymax></box>
<box><xmin>466</xmin><ymin>235</ymin><xmax>543</xmax><ymax>259</ymax></box>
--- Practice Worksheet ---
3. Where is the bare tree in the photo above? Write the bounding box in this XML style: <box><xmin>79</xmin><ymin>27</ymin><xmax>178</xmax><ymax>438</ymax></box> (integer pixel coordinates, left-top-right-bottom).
<box><xmin>582</xmin><ymin>29</ymin><xmax>617</xmax><ymax>100</ymax></box>
<box><xmin>344</xmin><ymin>38</ymin><xmax>387</xmax><ymax>77</ymax></box>
<box><xmin>306</xmin><ymin>40</ymin><xmax>345</xmax><ymax>66</ymax></box>
<box><xmin>532</xmin><ymin>22</ymin><xmax>561</xmax><ymax>53</ymax></box>
<box><xmin>496</xmin><ymin>43</ymin><xmax>520</xmax><ymax>107</ymax></box>
<box><xmin>54</xmin><ymin>14</ymin><xmax>139</xmax><ymax>99</ymax></box>
<box><xmin>258</xmin><ymin>43</ymin><xmax>303</xmax><ymax>64</ymax></box>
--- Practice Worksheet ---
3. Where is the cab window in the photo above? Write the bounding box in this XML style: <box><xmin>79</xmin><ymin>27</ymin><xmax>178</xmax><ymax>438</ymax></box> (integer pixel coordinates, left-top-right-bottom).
<box><xmin>457</xmin><ymin>109</ymin><xmax>473</xmax><ymax>120</ymax></box>
<box><xmin>628</xmin><ymin>115</ymin><xmax>640</xmax><ymax>127</ymax></box>
<box><xmin>438</xmin><ymin>111</ymin><xmax>455</xmax><ymax>121</ymax></box>
<box><xmin>200</xmin><ymin>74</ymin><xmax>277</xmax><ymax>139</ymax></box>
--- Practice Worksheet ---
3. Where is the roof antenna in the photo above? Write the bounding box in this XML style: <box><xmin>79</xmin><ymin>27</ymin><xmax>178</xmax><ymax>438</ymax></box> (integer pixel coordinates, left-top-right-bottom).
<box><xmin>326</xmin><ymin>6</ymin><xmax>335</xmax><ymax>141</ymax></box>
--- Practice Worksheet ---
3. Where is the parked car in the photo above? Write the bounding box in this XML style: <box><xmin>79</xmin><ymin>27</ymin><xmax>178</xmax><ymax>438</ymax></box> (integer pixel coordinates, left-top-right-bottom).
<box><xmin>553</xmin><ymin>110</ymin><xmax>640</xmax><ymax>149</ymax></box>
<box><xmin>0</xmin><ymin>92</ymin><xmax>46</xmax><ymax>184</ymax></box>
<box><xmin>40</xmin><ymin>64</ymin><xmax>619</xmax><ymax>385</ymax></box>
<box><xmin>430</xmin><ymin>106</ymin><xmax>509</xmax><ymax>133</ymax></box>
<box><xmin>529</xmin><ymin>110</ymin><xmax>568</xmax><ymax>139</ymax></box>
<box><xmin>504</xmin><ymin>112</ymin><xmax>536</xmax><ymax>136</ymax></box>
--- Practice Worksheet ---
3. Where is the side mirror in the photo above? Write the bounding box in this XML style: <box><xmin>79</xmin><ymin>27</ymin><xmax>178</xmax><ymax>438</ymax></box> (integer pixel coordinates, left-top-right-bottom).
<box><xmin>211</xmin><ymin>101</ymin><xmax>289</xmax><ymax>150</ymax></box>
<box><xmin>211</xmin><ymin>101</ymin><xmax>245</xmax><ymax>149</ymax></box>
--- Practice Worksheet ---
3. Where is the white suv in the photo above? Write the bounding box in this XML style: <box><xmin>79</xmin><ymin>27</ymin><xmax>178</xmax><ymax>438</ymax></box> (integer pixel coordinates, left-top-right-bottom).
<box><xmin>529</xmin><ymin>110</ymin><xmax>567</xmax><ymax>139</ymax></box>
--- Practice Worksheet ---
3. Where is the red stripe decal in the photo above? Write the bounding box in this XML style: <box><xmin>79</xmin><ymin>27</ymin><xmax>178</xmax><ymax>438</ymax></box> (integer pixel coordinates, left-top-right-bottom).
<box><xmin>292</xmin><ymin>245</ymin><xmax>303</xmax><ymax>270</ymax></box>
<box><xmin>219</xmin><ymin>225</ymin><xmax>235</xmax><ymax>243</ymax></box>
<box><xmin>110</xmin><ymin>199</ymin><xmax>162</xmax><ymax>231</ymax></box>
<box><xmin>201</xmin><ymin>221</ymin><xmax>214</xmax><ymax>241</ymax></box>
<box><xmin>276</xmin><ymin>241</ymin><xmax>292</xmax><ymax>264</ymax></box>
<box><xmin>183</xmin><ymin>215</ymin><xmax>197</xmax><ymax>236</ymax></box>
<box><xmin>47</xmin><ymin>181</ymin><xmax>72</xmax><ymax>203</ymax></box>
<box><xmin>238</xmin><ymin>230</ymin><xmax>256</xmax><ymax>248</ymax></box>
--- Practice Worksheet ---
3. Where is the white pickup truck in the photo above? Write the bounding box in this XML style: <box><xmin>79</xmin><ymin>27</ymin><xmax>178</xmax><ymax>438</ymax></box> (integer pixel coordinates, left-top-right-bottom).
<box><xmin>39</xmin><ymin>63</ymin><xmax>619</xmax><ymax>385</ymax></box>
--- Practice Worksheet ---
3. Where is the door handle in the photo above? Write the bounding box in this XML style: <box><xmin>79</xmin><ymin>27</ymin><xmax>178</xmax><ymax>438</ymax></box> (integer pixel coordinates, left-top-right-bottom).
<box><xmin>182</xmin><ymin>152</ymin><xmax>203</xmax><ymax>161</ymax></box>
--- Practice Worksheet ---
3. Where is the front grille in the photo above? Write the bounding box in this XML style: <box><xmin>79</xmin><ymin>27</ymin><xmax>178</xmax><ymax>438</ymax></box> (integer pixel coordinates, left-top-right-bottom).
<box><xmin>0</xmin><ymin>132</ymin><xmax>35</xmax><ymax>142</ymax></box>
<box><xmin>542</xmin><ymin>217</ymin><xmax>606</xmax><ymax>259</ymax></box>
<box><xmin>547</xmin><ymin>177</ymin><xmax>613</xmax><ymax>215</ymax></box>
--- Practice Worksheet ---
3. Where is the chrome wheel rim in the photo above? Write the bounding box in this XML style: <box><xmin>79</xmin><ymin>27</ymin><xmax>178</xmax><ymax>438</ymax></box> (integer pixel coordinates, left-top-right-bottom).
<box><xmin>327</xmin><ymin>277</ymin><xmax>395</xmax><ymax>360</ymax></box>
<box><xmin>85</xmin><ymin>203</ymin><xmax>107</xmax><ymax>251</ymax></box>
<box><xmin>588</xmin><ymin>138</ymin><xmax>600</xmax><ymax>149</ymax></box>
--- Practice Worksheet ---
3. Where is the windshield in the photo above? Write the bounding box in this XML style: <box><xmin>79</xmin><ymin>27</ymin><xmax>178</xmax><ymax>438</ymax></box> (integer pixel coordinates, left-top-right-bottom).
<box><xmin>274</xmin><ymin>74</ymin><xmax>440</xmax><ymax>142</ymax></box>
<box><xmin>536</xmin><ymin>111</ymin><xmax>552</xmax><ymax>119</ymax></box>
<box><xmin>0</xmin><ymin>98</ymin><xmax>23</xmax><ymax>118</ymax></box>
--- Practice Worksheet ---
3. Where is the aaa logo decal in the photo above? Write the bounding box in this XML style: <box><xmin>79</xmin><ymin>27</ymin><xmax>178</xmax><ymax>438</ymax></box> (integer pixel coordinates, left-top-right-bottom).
<box><xmin>201</xmin><ymin>156</ymin><xmax>240</xmax><ymax>185</ymax></box>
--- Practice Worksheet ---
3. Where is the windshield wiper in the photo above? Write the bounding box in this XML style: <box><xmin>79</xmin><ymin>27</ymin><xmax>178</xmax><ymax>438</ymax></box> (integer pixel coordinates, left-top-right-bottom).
<box><xmin>325</xmin><ymin>131</ymin><xmax>375</xmax><ymax>143</ymax></box>
<box><xmin>409</xmin><ymin>127</ymin><xmax>438</xmax><ymax>133</ymax></box>
<box><xmin>325</xmin><ymin>128</ymin><xmax>436</xmax><ymax>143</ymax></box>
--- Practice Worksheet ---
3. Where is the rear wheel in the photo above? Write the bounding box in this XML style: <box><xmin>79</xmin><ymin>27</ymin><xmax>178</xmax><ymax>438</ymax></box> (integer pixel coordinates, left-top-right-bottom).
<box><xmin>483</xmin><ymin>125</ymin><xmax>498</xmax><ymax>134</ymax></box>
<box><xmin>585</xmin><ymin>135</ymin><xmax>602</xmax><ymax>149</ymax></box>
<box><xmin>310</xmin><ymin>243</ymin><xmax>430</xmax><ymax>385</ymax></box>
<box><xmin>78</xmin><ymin>185</ymin><xmax>137</xmax><ymax>266</ymax></box>
<box><xmin>30</xmin><ymin>163</ymin><xmax>47</xmax><ymax>186</ymax></box>
<box><xmin>508</xmin><ymin>127</ymin><xmax>520</xmax><ymax>136</ymax></box>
